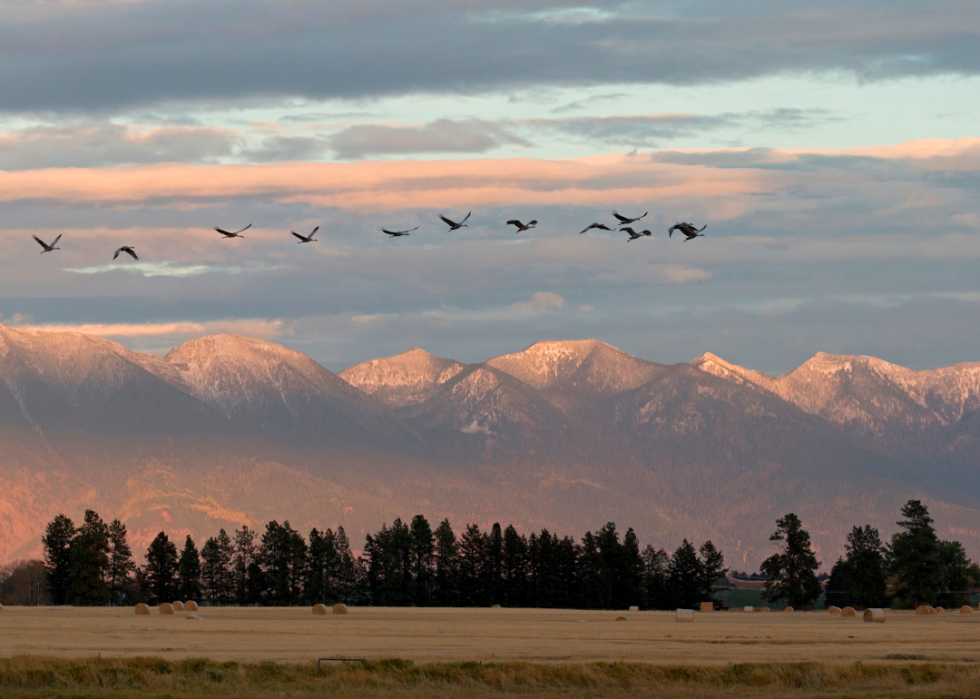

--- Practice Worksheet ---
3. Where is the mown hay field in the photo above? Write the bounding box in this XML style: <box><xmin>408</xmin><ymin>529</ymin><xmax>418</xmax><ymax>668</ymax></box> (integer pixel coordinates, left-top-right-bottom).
<box><xmin>1</xmin><ymin>606</ymin><xmax>979</xmax><ymax>665</ymax></box>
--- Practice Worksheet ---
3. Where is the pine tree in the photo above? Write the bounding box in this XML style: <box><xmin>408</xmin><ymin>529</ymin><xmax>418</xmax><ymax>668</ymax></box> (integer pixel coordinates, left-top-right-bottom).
<box><xmin>68</xmin><ymin>510</ymin><xmax>110</xmax><ymax>606</ymax></box>
<box><xmin>233</xmin><ymin>526</ymin><xmax>256</xmax><ymax>605</ymax></box>
<box><xmin>144</xmin><ymin>532</ymin><xmax>179</xmax><ymax>604</ymax></box>
<box><xmin>458</xmin><ymin>524</ymin><xmax>487</xmax><ymax>606</ymax></box>
<box><xmin>642</xmin><ymin>545</ymin><xmax>671</xmax><ymax>609</ymax></box>
<box><xmin>177</xmin><ymin>535</ymin><xmax>202</xmax><ymax>602</ymax></box>
<box><xmin>410</xmin><ymin>515</ymin><xmax>435</xmax><ymax>606</ymax></box>
<box><xmin>761</xmin><ymin>513</ymin><xmax>822</xmax><ymax>609</ymax></box>
<box><xmin>830</xmin><ymin>525</ymin><xmax>886</xmax><ymax>608</ymax></box>
<box><xmin>502</xmin><ymin>525</ymin><xmax>529</xmax><ymax>607</ymax></box>
<box><xmin>200</xmin><ymin>537</ymin><xmax>223</xmax><ymax>605</ymax></box>
<box><xmin>577</xmin><ymin>532</ymin><xmax>606</xmax><ymax>609</ymax></box>
<box><xmin>215</xmin><ymin>529</ymin><xmax>236</xmax><ymax>603</ymax></box>
<box><xmin>106</xmin><ymin>519</ymin><xmax>136</xmax><ymax>606</ymax></box>
<box><xmin>890</xmin><ymin>500</ymin><xmax>942</xmax><ymax>609</ymax></box>
<box><xmin>485</xmin><ymin>523</ymin><xmax>504</xmax><ymax>605</ymax></box>
<box><xmin>42</xmin><ymin>514</ymin><xmax>76</xmax><ymax>605</ymax></box>
<box><xmin>306</xmin><ymin>528</ymin><xmax>330</xmax><ymax>604</ymax></box>
<box><xmin>937</xmin><ymin>540</ymin><xmax>980</xmax><ymax>607</ymax></box>
<box><xmin>669</xmin><ymin>540</ymin><xmax>702</xmax><ymax>609</ymax></box>
<box><xmin>697</xmin><ymin>540</ymin><xmax>727</xmax><ymax>606</ymax></box>
<box><xmin>332</xmin><ymin>526</ymin><xmax>360</xmax><ymax>604</ymax></box>
<box><xmin>623</xmin><ymin>528</ymin><xmax>646</xmax><ymax>609</ymax></box>
<box><xmin>434</xmin><ymin>519</ymin><xmax>459</xmax><ymax>606</ymax></box>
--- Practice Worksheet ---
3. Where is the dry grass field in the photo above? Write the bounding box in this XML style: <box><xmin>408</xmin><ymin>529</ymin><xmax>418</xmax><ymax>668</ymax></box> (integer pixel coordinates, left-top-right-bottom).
<box><xmin>2</xmin><ymin>607</ymin><xmax>980</xmax><ymax>698</ymax></box>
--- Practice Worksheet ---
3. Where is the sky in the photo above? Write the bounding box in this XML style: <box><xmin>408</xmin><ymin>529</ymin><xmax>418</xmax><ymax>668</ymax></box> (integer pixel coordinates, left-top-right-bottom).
<box><xmin>1</xmin><ymin>0</ymin><xmax>979</xmax><ymax>374</ymax></box>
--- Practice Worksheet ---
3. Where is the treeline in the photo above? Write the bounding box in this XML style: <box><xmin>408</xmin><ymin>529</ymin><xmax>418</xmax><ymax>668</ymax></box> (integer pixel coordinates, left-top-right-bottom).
<box><xmin>33</xmin><ymin>513</ymin><xmax>727</xmax><ymax>609</ymax></box>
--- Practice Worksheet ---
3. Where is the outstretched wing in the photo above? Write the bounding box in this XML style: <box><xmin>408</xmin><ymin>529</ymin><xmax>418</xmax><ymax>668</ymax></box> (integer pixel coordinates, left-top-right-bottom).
<box><xmin>612</xmin><ymin>211</ymin><xmax>627</xmax><ymax>222</ymax></box>
<box><xmin>460</xmin><ymin>211</ymin><xmax>471</xmax><ymax>224</ymax></box>
<box><xmin>50</xmin><ymin>234</ymin><xmax>62</xmax><ymax>246</ymax></box>
<box><xmin>528</xmin><ymin>220</ymin><xmax>538</xmax><ymax>226</ymax></box>
<box><xmin>291</xmin><ymin>231</ymin><xmax>305</xmax><ymax>241</ymax></box>
<box><xmin>439</xmin><ymin>214</ymin><xmax>456</xmax><ymax>227</ymax></box>
<box><xmin>636</xmin><ymin>212</ymin><xmax>648</xmax><ymax>221</ymax></box>
<box><xmin>308</xmin><ymin>226</ymin><xmax>319</xmax><ymax>239</ymax></box>
<box><xmin>506</xmin><ymin>220</ymin><xmax>520</xmax><ymax>227</ymax></box>
<box><xmin>126</xmin><ymin>247</ymin><xmax>139</xmax><ymax>260</ymax></box>
<box><xmin>113</xmin><ymin>247</ymin><xmax>122</xmax><ymax>260</ymax></box>
<box><xmin>32</xmin><ymin>234</ymin><xmax>49</xmax><ymax>250</ymax></box>
<box><xmin>232</xmin><ymin>224</ymin><xmax>252</xmax><ymax>235</ymax></box>
<box><xmin>215</xmin><ymin>227</ymin><xmax>234</xmax><ymax>236</ymax></box>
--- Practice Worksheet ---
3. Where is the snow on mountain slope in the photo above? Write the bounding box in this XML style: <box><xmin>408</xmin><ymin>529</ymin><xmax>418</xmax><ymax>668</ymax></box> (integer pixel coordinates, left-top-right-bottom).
<box><xmin>690</xmin><ymin>352</ymin><xmax>777</xmax><ymax>392</ymax></box>
<box><xmin>338</xmin><ymin>348</ymin><xmax>466</xmax><ymax>407</ymax></box>
<box><xmin>485</xmin><ymin>340</ymin><xmax>664</xmax><ymax>395</ymax></box>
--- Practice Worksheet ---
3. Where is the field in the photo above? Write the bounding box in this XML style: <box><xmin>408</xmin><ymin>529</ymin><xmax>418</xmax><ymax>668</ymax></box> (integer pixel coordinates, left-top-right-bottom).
<box><xmin>2</xmin><ymin>606</ymin><xmax>980</xmax><ymax>697</ymax></box>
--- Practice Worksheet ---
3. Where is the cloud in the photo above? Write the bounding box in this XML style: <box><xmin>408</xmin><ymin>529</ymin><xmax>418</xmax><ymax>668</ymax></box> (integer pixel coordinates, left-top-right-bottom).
<box><xmin>330</xmin><ymin>119</ymin><xmax>532</xmax><ymax>159</ymax></box>
<box><xmin>0</xmin><ymin>1</ymin><xmax>976</xmax><ymax>111</ymax></box>
<box><xmin>64</xmin><ymin>261</ymin><xmax>281</xmax><ymax>277</ymax></box>
<box><xmin>511</xmin><ymin>291</ymin><xmax>565</xmax><ymax>313</ymax></box>
<box><xmin>17</xmin><ymin>318</ymin><xmax>292</xmax><ymax>340</ymax></box>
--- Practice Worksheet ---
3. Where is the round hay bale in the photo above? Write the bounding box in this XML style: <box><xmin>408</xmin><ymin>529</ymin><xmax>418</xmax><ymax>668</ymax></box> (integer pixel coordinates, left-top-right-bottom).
<box><xmin>743</xmin><ymin>606</ymin><xmax>754</xmax><ymax>613</ymax></box>
<box><xmin>828</xmin><ymin>606</ymin><xmax>841</xmax><ymax>615</ymax></box>
<box><xmin>863</xmin><ymin>608</ymin><xmax>885</xmax><ymax>623</ymax></box>
<box><xmin>172</xmin><ymin>601</ymin><xmax>184</xmax><ymax>611</ymax></box>
<box><xmin>312</xmin><ymin>604</ymin><xmax>328</xmax><ymax>615</ymax></box>
<box><xmin>960</xmin><ymin>605</ymin><xmax>973</xmax><ymax>615</ymax></box>
<box><xmin>630</xmin><ymin>606</ymin><xmax>640</xmax><ymax>612</ymax></box>
<box><xmin>159</xmin><ymin>603</ymin><xmax>174</xmax><ymax>615</ymax></box>
<box><xmin>615</xmin><ymin>615</ymin><xmax>628</xmax><ymax>621</ymax></box>
<box><xmin>915</xmin><ymin>605</ymin><xmax>931</xmax><ymax>615</ymax></box>
<box><xmin>759</xmin><ymin>607</ymin><xmax>771</xmax><ymax>612</ymax></box>
<box><xmin>185</xmin><ymin>614</ymin><xmax>203</xmax><ymax>620</ymax></box>
<box><xmin>784</xmin><ymin>606</ymin><xmax>794</xmax><ymax>613</ymax></box>
<box><xmin>135</xmin><ymin>603</ymin><xmax>150</xmax><ymax>615</ymax></box>
<box><xmin>700</xmin><ymin>602</ymin><xmax>713</xmax><ymax>613</ymax></box>
<box><xmin>491</xmin><ymin>604</ymin><xmax>501</xmax><ymax>609</ymax></box>
<box><xmin>926</xmin><ymin>606</ymin><xmax>936</xmax><ymax>615</ymax></box>
<box><xmin>934</xmin><ymin>606</ymin><xmax>944</xmax><ymax>614</ymax></box>
<box><xmin>332</xmin><ymin>603</ymin><xmax>348</xmax><ymax>615</ymax></box>
<box><xmin>184</xmin><ymin>601</ymin><xmax>198</xmax><ymax>612</ymax></box>
<box><xmin>675</xmin><ymin>609</ymin><xmax>694</xmax><ymax>623</ymax></box>
<box><xmin>841</xmin><ymin>606</ymin><xmax>856</xmax><ymax>618</ymax></box>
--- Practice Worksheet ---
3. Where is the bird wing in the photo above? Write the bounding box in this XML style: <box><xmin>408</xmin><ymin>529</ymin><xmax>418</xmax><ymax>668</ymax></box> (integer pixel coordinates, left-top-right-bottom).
<box><xmin>291</xmin><ymin>231</ymin><xmax>306</xmax><ymax>241</ymax></box>
<box><xmin>579</xmin><ymin>223</ymin><xmax>595</xmax><ymax>234</ymax></box>
<box><xmin>528</xmin><ymin>220</ymin><xmax>538</xmax><ymax>226</ymax></box>
<box><xmin>309</xmin><ymin>226</ymin><xmax>319</xmax><ymax>239</ymax></box>
<box><xmin>460</xmin><ymin>211</ymin><xmax>471</xmax><ymax>224</ymax></box>
<box><xmin>32</xmin><ymin>234</ymin><xmax>49</xmax><ymax>250</ymax></box>
<box><xmin>506</xmin><ymin>220</ymin><xmax>521</xmax><ymax>227</ymax></box>
<box><xmin>439</xmin><ymin>215</ymin><xmax>456</xmax><ymax>227</ymax></box>
<box><xmin>51</xmin><ymin>234</ymin><xmax>62</xmax><ymax>246</ymax></box>
<box><xmin>233</xmin><ymin>224</ymin><xmax>252</xmax><ymax>235</ymax></box>
<box><xmin>215</xmin><ymin>227</ymin><xmax>234</xmax><ymax>236</ymax></box>
<box><xmin>125</xmin><ymin>248</ymin><xmax>139</xmax><ymax>260</ymax></box>
<box><xmin>637</xmin><ymin>212</ymin><xmax>648</xmax><ymax>220</ymax></box>
<box><xmin>113</xmin><ymin>247</ymin><xmax>122</xmax><ymax>260</ymax></box>
<box><xmin>612</xmin><ymin>211</ymin><xmax>627</xmax><ymax>222</ymax></box>
<box><xmin>620</xmin><ymin>227</ymin><xmax>635</xmax><ymax>235</ymax></box>
<box><xmin>697</xmin><ymin>224</ymin><xmax>707</xmax><ymax>232</ymax></box>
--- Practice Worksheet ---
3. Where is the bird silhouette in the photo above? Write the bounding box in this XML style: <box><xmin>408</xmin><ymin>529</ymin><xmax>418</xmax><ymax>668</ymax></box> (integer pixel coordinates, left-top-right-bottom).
<box><xmin>113</xmin><ymin>246</ymin><xmax>139</xmax><ymax>261</ymax></box>
<box><xmin>291</xmin><ymin>226</ymin><xmax>319</xmax><ymax>243</ymax></box>
<box><xmin>439</xmin><ymin>212</ymin><xmax>471</xmax><ymax>231</ymax></box>
<box><xmin>621</xmin><ymin>227</ymin><xmax>652</xmax><ymax>241</ymax></box>
<box><xmin>613</xmin><ymin>211</ymin><xmax>648</xmax><ymax>225</ymax></box>
<box><xmin>668</xmin><ymin>222</ymin><xmax>707</xmax><ymax>241</ymax></box>
<box><xmin>506</xmin><ymin>219</ymin><xmax>537</xmax><ymax>232</ymax></box>
<box><xmin>215</xmin><ymin>224</ymin><xmax>251</xmax><ymax>239</ymax></box>
<box><xmin>32</xmin><ymin>234</ymin><xmax>62</xmax><ymax>254</ymax></box>
<box><xmin>579</xmin><ymin>223</ymin><xmax>613</xmax><ymax>235</ymax></box>
<box><xmin>383</xmin><ymin>227</ymin><xmax>418</xmax><ymax>238</ymax></box>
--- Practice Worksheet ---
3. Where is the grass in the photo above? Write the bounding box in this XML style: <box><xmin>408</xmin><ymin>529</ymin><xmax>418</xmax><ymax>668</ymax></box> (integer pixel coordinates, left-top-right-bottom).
<box><xmin>1</xmin><ymin>656</ymin><xmax>980</xmax><ymax>698</ymax></box>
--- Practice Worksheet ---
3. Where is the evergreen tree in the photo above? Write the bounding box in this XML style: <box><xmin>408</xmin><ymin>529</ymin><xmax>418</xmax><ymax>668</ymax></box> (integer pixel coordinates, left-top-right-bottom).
<box><xmin>937</xmin><ymin>540</ymin><xmax>980</xmax><ymax>607</ymax></box>
<box><xmin>502</xmin><ymin>525</ymin><xmax>529</xmax><ymax>607</ymax></box>
<box><xmin>332</xmin><ymin>526</ymin><xmax>360</xmax><ymax>604</ymax></box>
<box><xmin>555</xmin><ymin>536</ymin><xmax>579</xmax><ymax>609</ymax></box>
<box><xmin>642</xmin><ymin>545</ymin><xmax>672</xmax><ymax>609</ymax></box>
<box><xmin>697</xmin><ymin>540</ymin><xmax>728</xmax><ymax>606</ymax></box>
<box><xmin>828</xmin><ymin>525</ymin><xmax>886</xmax><ymax>608</ymax></box>
<box><xmin>890</xmin><ymin>500</ymin><xmax>942</xmax><ymax>609</ymax></box>
<box><xmin>233</xmin><ymin>526</ymin><xmax>256</xmax><ymax>605</ymax></box>
<box><xmin>106</xmin><ymin>519</ymin><xmax>136</xmax><ymax>606</ymax></box>
<box><xmin>259</xmin><ymin>521</ymin><xmax>305</xmax><ymax>604</ymax></box>
<box><xmin>306</xmin><ymin>528</ymin><xmax>332</xmax><ymax>604</ymax></box>
<box><xmin>458</xmin><ymin>524</ymin><xmax>487</xmax><ymax>606</ymax></box>
<box><xmin>200</xmin><ymin>537</ymin><xmax>224</xmax><ymax>604</ymax></box>
<box><xmin>410</xmin><ymin>515</ymin><xmax>435</xmax><ymax>606</ymax></box>
<box><xmin>434</xmin><ymin>519</ymin><xmax>459</xmax><ymax>606</ymax></box>
<box><xmin>215</xmin><ymin>529</ymin><xmax>236</xmax><ymax>603</ymax></box>
<box><xmin>68</xmin><ymin>510</ymin><xmax>110</xmax><ymax>606</ymax></box>
<box><xmin>761</xmin><ymin>513</ymin><xmax>822</xmax><ymax>609</ymax></box>
<box><xmin>577</xmin><ymin>532</ymin><xmax>606</xmax><ymax>609</ymax></box>
<box><xmin>42</xmin><ymin>514</ymin><xmax>76</xmax><ymax>605</ymax></box>
<box><xmin>177</xmin><ymin>535</ymin><xmax>202</xmax><ymax>602</ymax></box>
<box><xmin>485</xmin><ymin>523</ymin><xmax>504</xmax><ymax>605</ymax></box>
<box><xmin>623</xmin><ymin>528</ymin><xmax>646</xmax><ymax>609</ymax></box>
<box><xmin>669</xmin><ymin>540</ymin><xmax>702</xmax><ymax>609</ymax></box>
<box><xmin>596</xmin><ymin>523</ymin><xmax>626</xmax><ymax>608</ymax></box>
<box><xmin>144</xmin><ymin>532</ymin><xmax>179</xmax><ymax>604</ymax></box>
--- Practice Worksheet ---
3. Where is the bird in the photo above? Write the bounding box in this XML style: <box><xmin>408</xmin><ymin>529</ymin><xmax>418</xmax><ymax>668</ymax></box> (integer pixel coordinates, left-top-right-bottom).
<box><xmin>383</xmin><ymin>227</ymin><xmax>418</xmax><ymax>238</ymax></box>
<box><xmin>439</xmin><ymin>212</ymin><xmax>471</xmax><ymax>231</ymax></box>
<box><xmin>113</xmin><ymin>246</ymin><xmax>139</xmax><ymax>261</ymax></box>
<box><xmin>214</xmin><ymin>224</ymin><xmax>251</xmax><ymax>239</ymax></box>
<box><xmin>506</xmin><ymin>219</ymin><xmax>537</xmax><ymax>232</ymax></box>
<box><xmin>613</xmin><ymin>211</ymin><xmax>648</xmax><ymax>225</ymax></box>
<box><xmin>621</xmin><ymin>227</ymin><xmax>652</xmax><ymax>241</ymax></box>
<box><xmin>579</xmin><ymin>223</ymin><xmax>613</xmax><ymax>235</ymax></box>
<box><xmin>668</xmin><ymin>222</ymin><xmax>707</xmax><ymax>241</ymax></box>
<box><xmin>291</xmin><ymin>226</ymin><xmax>319</xmax><ymax>244</ymax></box>
<box><xmin>32</xmin><ymin>234</ymin><xmax>62</xmax><ymax>254</ymax></box>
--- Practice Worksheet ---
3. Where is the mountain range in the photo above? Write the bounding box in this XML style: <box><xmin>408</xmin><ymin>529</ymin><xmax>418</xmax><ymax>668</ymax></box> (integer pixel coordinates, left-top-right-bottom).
<box><xmin>1</xmin><ymin>324</ymin><xmax>978</xmax><ymax>570</ymax></box>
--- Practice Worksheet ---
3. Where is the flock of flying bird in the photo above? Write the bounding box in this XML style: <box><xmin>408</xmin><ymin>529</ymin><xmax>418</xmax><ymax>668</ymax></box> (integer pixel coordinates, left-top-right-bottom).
<box><xmin>29</xmin><ymin>211</ymin><xmax>707</xmax><ymax>258</ymax></box>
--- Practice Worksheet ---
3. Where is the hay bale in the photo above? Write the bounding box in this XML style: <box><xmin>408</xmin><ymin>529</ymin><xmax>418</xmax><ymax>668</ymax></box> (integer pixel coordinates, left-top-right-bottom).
<box><xmin>926</xmin><ymin>606</ymin><xmax>936</xmax><ymax>614</ymax></box>
<box><xmin>915</xmin><ymin>605</ymin><xmax>931</xmax><ymax>615</ymax></box>
<box><xmin>135</xmin><ymin>603</ymin><xmax>149</xmax><ymax>615</ymax></box>
<box><xmin>491</xmin><ymin>604</ymin><xmax>501</xmax><ymax>609</ymax></box>
<box><xmin>743</xmin><ymin>606</ymin><xmax>754</xmax><ymax>612</ymax></box>
<box><xmin>159</xmin><ymin>603</ymin><xmax>174</xmax><ymax>615</ymax></box>
<box><xmin>172</xmin><ymin>601</ymin><xmax>184</xmax><ymax>611</ymax></box>
<box><xmin>630</xmin><ymin>606</ymin><xmax>640</xmax><ymax>612</ymax></box>
<box><xmin>0</xmin><ymin>604</ymin><xmax>4</xmax><ymax>611</ymax></box>
<box><xmin>784</xmin><ymin>606</ymin><xmax>794</xmax><ymax>612</ymax></box>
<box><xmin>934</xmin><ymin>606</ymin><xmax>944</xmax><ymax>614</ymax></box>
<box><xmin>759</xmin><ymin>607</ymin><xmax>771</xmax><ymax>612</ymax></box>
<box><xmin>676</xmin><ymin>609</ymin><xmax>694</xmax><ymax>623</ymax></box>
<box><xmin>960</xmin><ymin>605</ymin><xmax>973</xmax><ymax>615</ymax></box>
<box><xmin>312</xmin><ymin>604</ymin><xmax>328</xmax><ymax>615</ymax></box>
<box><xmin>184</xmin><ymin>601</ymin><xmax>198</xmax><ymax>612</ymax></box>
<box><xmin>841</xmin><ymin>606</ymin><xmax>856</xmax><ymax>617</ymax></box>
<box><xmin>615</xmin><ymin>615</ymin><xmax>628</xmax><ymax>621</ymax></box>
<box><xmin>333</xmin><ymin>603</ymin><xmax>348</xmax><ymax>615</ymax></box>
<box><xmin>828</xmin><ymin>606</ymin><xmax>841</xmax><ymax>616</ymax></box>
<box><xmin>700</xmin><ymin>602</ymin><xmax>713</xmax><ymax>613</ymax></box>
<box><xmin>185</xmin><ymin>614</ymin><xmax>203</xmax><ymax>620</ymax></box>
<box><xmin>863</xmin><ymin>608</ymin><xmax>885</xmax><ymax>623</ymax></box>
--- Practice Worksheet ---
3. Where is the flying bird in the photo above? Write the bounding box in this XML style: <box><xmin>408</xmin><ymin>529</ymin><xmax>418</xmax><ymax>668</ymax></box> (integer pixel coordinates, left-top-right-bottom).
<box><xmin>383</xmin><ymin>227</ymin><xmax>418</xmax><ymax>238</ymax></box>
<box><xmin>214</xmin><ymin>224</ymin><xmax>251</xmax><ymax>239</ymax></box>
<box><xmin>439</xmin><ymin>212</ymin><xmax>471</xmax><ymax>231</ymax></box>
<box><xmin>506</xmin><ymin>219</ymin><xmax>537</xmax><ymax>232</ymax></box>
<box><xmin>579</xmin><ymin>223</ymin><xmax>613</xmax><ymax>235</ymax></box>
<box><xmin>613</xmin><ymin>211</ymin><xmax>648</xmax><ymax>225</ymax></box>
<box><xmin>668</xmin><ymin>222</ymin><xmax>707</xmax><ymax>241</ymax></box>
<box><xmin>32</xmin><ymin>234</ymin><xmax>62</xmax><ymax>254</ymax></box>
<box><xmin>113</xmin><ymin>246</ymin><xmax>139</xmax><ymax>261</ymax></box>
<box><xmin>291</xmin><ymin>226</ymin><xmax>319</xmax><ymax>244</ymax></box>
<box><xmin>621</xmin><ymin>227</ymin><xmax>652</xmax><ymax>241</ymax></box>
